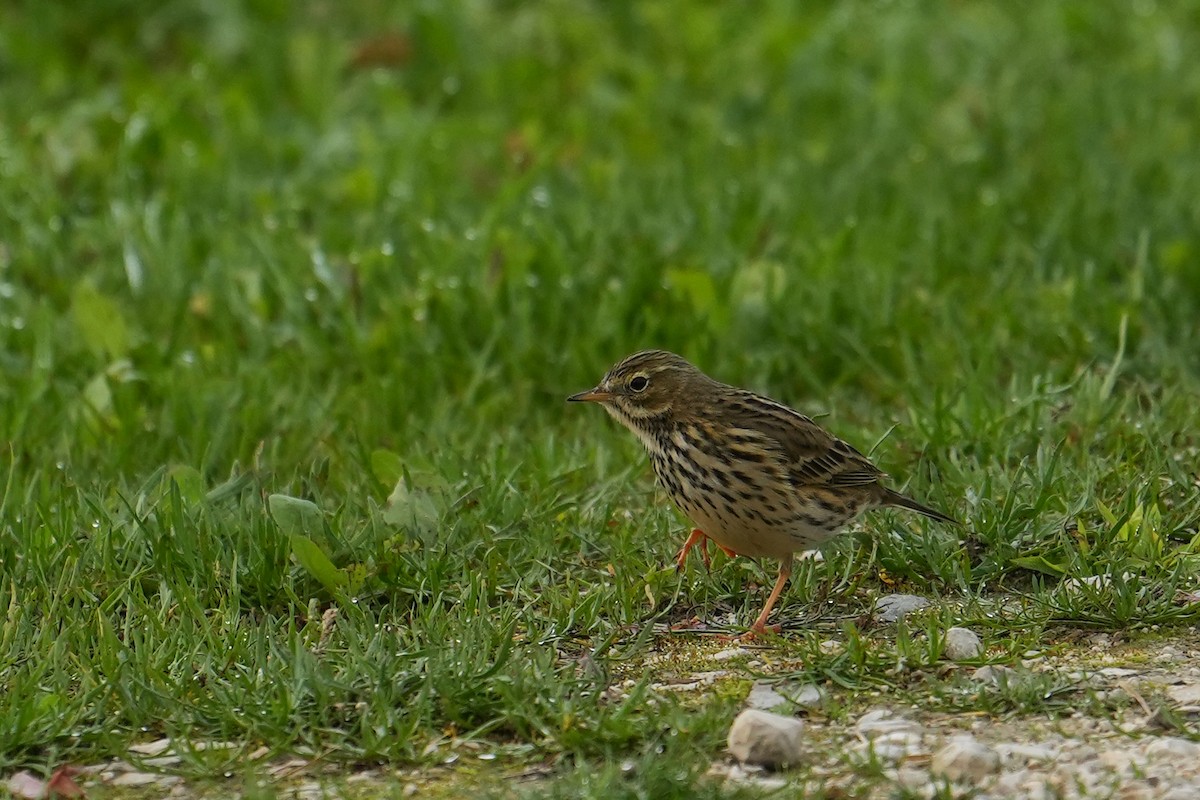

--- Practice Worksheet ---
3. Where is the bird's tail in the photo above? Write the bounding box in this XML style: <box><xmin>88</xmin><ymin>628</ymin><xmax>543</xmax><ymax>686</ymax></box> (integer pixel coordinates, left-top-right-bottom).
<box><xmin>882</xmin><ymin>489</ymin><xmax>960</xmax><ymax>526</ymax></box>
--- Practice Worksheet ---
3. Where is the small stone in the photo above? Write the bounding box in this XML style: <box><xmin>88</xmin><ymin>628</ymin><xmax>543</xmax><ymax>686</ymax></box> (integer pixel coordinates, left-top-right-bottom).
<box><xmin>993</xmin><ymin>768</ymin><xmax>1035</xmax><ymax>796</ymax></box>
<box><xmin>996</xmin><ymin>742</ymin><xmax>1058</xmax><ymax>764</ymax></box>
<box><xmin>1096</xmin><ymin>748</ymin><xmax>1137</xmax><ymax>772</ymax></box>
<box><xmin>971</xmin><ymin>665</ymin><xmax>1014</xmax><ymax>685</ymax></box>
<box><xmin>1156</xmin><ymin>646</ymin><xmax>1183</xmax><ymax>661</ymax></box>
<box><xmin>942</xmin><ymin>627</ymin><xmax>983</xmax><ymax>661</ymax></box>
<box><xmin>712</xmin><ymin>647</ymin><xmax>751</xmax><ymax>662</ymax></box>
<box><xmin>746</xmin><ymin>681</ymin><xmax>825</xmax><ymax>712</ymax></box>
<box><xmin>1167</xmin><ymin>684</ymin><xmax>1200</xmax><ymax>705</ymax></box>
<box><xmin>293</xmin><ymin>780</ymin><xmax>325</xmax><ymax>800</ymax></box>
<box><xmin>111</xmin><ymin>772</ymin><xmax>171</xmax><ymax>787</ymax></box>
<box><xmin>727</xmin><ymin>709</ymin><xmax>806</xmax><ymax>768</ymax></box>
<box><xmin>723</xmin><ymin>763</ymin><xmax>788</xmax><ymax>790</ymax></box>
<box><xmin>1116</xmin><ymin>785</ymin><xmax>1152</xmax><ymax>800</ymax></box>
<box><xmin>874</xmin><ymin>594</ymin><xmax>930</xmax><ymax>623</ymax></box>
<box><xmin>73</xmin><ymin>764</ymin><xmax>109</xmax><ymax>775</ymax></box>
<box><xmin>268</xmin><ymin>758</ymin><xmax>309</xmax><ymax>777</ymax></box>
<box><xmin>7</xmin><ymin>771</ymin><xmax>46</xmax><ymax>800</ymax></box>
<box><xmin>854</xmin><ymin>716</ymin><xmax>926</xmax><ymax>762</ymax></box>
<box><xmin>1065</xmin><ymin>742</ymin><xmax>1099</xmax><ymax>761</ymax></box>
<box><xmin>1098</xmin><ymin>667</ymin><xmax>1141</xmax><ymax>678</ymax></box>
<box><xmin>1144</xmin><ymin>736</ymin><xmax>1200</xmax><ymax>760</ymax></box>
<box><xmin>746</xmin><ymin>682</ymin><xmax>789</xmax><ymax>711</ymax></box>
<box><xmin>894</xmin><ymin>766</ymin><xmax>932</xmax><ymax>790</ymax></box>
<box><xmin>128</xmin><ymin>737</ymin><xmax>174</xmax><ymax>756</ymax></box>
<box><xmin>854</xmin><ymin>709</ymin><xmax>921</xmax><ymax>738</ymax></box>
<box><xmin>726</xmin><ymin>763</ymin><xmax>766</xmax><ymax>779</ymax></box>
<box><xmin>865</xmin><ymin>731</ymin><xmax>928</xmax><ymax>762</ymax></box>
<box><xmin>790</xmin><ymin>684</ymin><xmax>826</xmax><ymax>708</ymax></box>
<box><xmin>930</xmin><ymin>737</ymin><xmax>1000</xmax><ymax>782</ymax></box>
<box><xmin>1160</xmin><ymin>788</ymin><xmax>1200</xmax><ymax>800</ymax></box>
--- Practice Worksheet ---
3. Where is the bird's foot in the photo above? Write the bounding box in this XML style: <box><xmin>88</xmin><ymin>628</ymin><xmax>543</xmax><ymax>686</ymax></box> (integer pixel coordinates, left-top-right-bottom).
<box><xmin>715</xmin><ymin>622</ymin><xmax>783</xmax><ymax>642</ymax></box>
<box><xmin>674</xmin><ymin>529</ymin><xmax>712</xmax><ymax>572</ymax></box>
<box><xmin>665</xmin><ymin>614</ymin><xmax>706</xmax><ymax>632</ymax></box>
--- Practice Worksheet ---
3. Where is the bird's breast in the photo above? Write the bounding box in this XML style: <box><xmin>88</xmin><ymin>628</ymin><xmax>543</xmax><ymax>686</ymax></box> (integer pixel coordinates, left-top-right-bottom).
<box><xmin>638</xmin><ymin>426</ymin><xmax>852</xmax><ymax>558</ymax></box>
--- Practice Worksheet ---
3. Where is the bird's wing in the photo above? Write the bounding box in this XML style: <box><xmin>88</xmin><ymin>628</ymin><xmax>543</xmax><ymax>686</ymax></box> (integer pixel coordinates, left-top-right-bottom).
<box><xmin>715</xmin><ymin>390</ymin><xmax>886</xmax><ymax>489</ymax></box>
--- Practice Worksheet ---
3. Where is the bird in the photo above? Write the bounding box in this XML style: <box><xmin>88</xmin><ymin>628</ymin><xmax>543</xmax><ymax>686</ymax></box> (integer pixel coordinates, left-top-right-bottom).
<box><xmin>568</xmin><ymin>349</ymin><xmax>957</xmax><ymax>635</ymax></box>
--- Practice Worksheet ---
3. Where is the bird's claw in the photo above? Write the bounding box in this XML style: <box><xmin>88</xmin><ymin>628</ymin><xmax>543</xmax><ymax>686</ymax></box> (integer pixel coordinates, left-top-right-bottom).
<box><xmin>715</xmin><ymin>623</ymin><xmax>783</xmax><ymax>642</ymax></box>
<box><xmin>674</xmin><ymin>529</ymin><xmax>712</xmax><ymax>572</ymax></box>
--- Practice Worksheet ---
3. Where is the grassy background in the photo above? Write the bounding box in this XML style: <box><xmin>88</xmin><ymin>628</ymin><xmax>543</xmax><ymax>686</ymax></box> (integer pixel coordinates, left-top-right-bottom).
<box><xmin>2</xmin><ymin>0</ymin><xmax>1199</xmax><ymax>793</ymax></box>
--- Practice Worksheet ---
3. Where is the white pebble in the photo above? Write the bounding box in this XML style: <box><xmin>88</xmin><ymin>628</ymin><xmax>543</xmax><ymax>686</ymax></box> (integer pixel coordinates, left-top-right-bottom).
<box><xmin>727</xmin><ymin>709</ymin><xmax>806</xmax><ymax>768</ymax></box>
<box><xmin>930</xmin><ymin>736</ymin><xmax>1000</xmax><ymax>782</ymax></box>
<box><xmin>942</xmin><ymin>627</ymin><xmax>984</xmax><ymax>661</ymax></box>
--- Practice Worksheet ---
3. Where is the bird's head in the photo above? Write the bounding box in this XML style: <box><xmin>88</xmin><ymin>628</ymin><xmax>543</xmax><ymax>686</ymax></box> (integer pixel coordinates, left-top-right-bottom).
<box><xmin>567</xmin><ymin>350</ymin><xmax>710</xmax><ymax>425</ymax></box>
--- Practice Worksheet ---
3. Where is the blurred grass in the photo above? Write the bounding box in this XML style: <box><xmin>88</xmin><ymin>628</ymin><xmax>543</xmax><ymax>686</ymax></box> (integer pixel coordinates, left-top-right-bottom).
<box><xmin>1</xmin><ymin>0</ymin><xmax>1199</xmax><ymax>793</ymax></box>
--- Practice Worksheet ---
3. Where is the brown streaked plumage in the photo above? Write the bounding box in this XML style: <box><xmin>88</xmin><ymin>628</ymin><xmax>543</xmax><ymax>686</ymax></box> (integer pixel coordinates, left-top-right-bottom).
<box><xmin>568</xmin><ymin>349</ymin><xmax>957</xmax><ymax>635</ymax></box>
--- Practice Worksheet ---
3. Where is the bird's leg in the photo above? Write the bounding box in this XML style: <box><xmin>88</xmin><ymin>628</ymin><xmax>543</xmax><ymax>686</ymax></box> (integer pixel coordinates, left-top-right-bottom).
<box><xmin>747</xmin><ymin>553</ymin><xmax>794</xmax><ymax>636</ymax></box>
<box><xmin>714</xmin><ymin>542</ymin><xmax>738</xmax><ymax>559</ymax></box>
<box><xmin>674</xmin><ymin>528</ymin><xmax>711</xmax><ymax>572</ymax></box>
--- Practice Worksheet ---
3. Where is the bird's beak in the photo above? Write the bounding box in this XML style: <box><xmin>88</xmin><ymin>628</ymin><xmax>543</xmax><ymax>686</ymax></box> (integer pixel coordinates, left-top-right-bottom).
<box><xmin>567</xmin><ymin>387</ymin><xmax>613</xmax><ymax>403</ymax></box>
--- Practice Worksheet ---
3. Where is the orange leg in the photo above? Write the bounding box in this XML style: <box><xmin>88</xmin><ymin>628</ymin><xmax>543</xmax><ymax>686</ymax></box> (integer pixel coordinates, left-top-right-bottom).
<box><xmin>674</xmin><ymin>530</ymin><xmax>741</xmax><ymax>572</ymax></box>
<box><xmin>746</xmin><ymin>553</ymin><xmax>794</xmax><ymax>637</ymax></box>
<box><xmin>674</xmin><ymin>529</ymin><xmax>711</xmax><ymax>572</ymax></box>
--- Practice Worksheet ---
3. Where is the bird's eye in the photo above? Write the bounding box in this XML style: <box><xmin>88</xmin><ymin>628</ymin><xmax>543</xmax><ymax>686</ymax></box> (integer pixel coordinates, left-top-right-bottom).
<box><xmin>629</xmin><ymin>375</ymin><xmax>649</xmax><ymax>392</ymax></box>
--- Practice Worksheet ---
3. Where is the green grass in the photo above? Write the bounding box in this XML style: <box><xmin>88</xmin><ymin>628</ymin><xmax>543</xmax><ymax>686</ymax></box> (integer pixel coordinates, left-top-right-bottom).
<box><xmin>2</xmin><ymin>0</ymin><xmax>1200</xmax><ymax>795</ymax></box>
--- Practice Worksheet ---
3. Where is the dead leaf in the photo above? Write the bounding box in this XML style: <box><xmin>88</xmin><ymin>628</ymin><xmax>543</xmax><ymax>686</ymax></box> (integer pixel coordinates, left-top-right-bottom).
<box><xmin>348</xmin><ymin>32</ymin><xmax>412</xmax><ymax>71</ymax></box>
<box><xmin>46</xmin><ymin>767</ymin><xmax>84</xmax><ymax>798</ymax></box>
<box><xmin>504</xmin><ymin>130</ymin><xmax>534</xmax><ymax>172</ymax></box>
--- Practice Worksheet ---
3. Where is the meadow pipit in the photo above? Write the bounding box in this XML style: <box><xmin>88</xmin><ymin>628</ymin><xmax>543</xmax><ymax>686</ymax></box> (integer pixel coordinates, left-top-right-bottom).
<box><xmin>569</xmin><ymin>350</ymin><xmax>957</xmax><ymax>635</ymax></box>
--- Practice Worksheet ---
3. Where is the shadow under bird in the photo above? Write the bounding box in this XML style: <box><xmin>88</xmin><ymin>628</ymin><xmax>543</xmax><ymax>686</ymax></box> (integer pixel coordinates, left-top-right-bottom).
<box><xmin>569</xmin><ymin>350</ymin><xmax>958</xmax><ymax>635</ymax></box>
